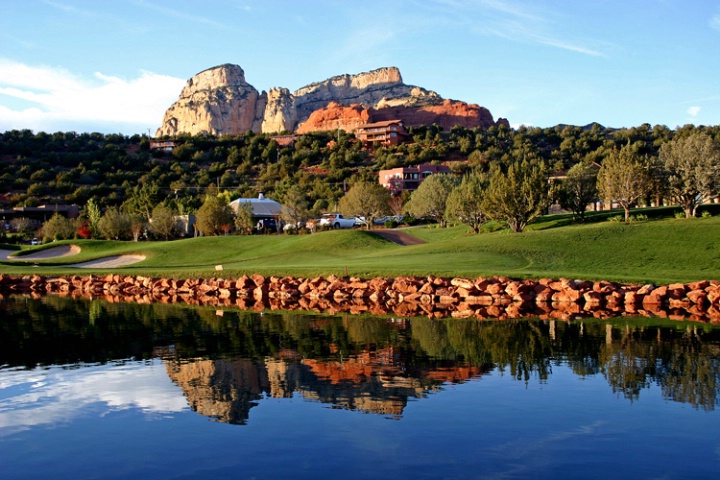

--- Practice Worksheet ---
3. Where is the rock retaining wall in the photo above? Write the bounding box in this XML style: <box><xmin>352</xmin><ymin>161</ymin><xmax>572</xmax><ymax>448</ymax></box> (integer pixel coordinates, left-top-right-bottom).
<box><xmin>1</xmin><ymin>273</ymin><xmax>719</xmax><ymax>323</ymax></box>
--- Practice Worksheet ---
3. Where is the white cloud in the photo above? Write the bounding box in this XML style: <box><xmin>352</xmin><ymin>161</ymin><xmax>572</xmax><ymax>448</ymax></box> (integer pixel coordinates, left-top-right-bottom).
<box><xmin>0</xmin><ymin>59</ymin><xmax>185</xmax><ymax>134</ymax></box>
<box><xmin>687</xmin><ymin>106</ymin><xmax>701</xmax><ymax>117</ymax></box>
<box><xmin>711</xmin><ymin>15</ymin><xmax>720</xmax><ymax>31</ymax></box>
<box><xmin>431</xmin><ymin>0</ymin><xmax>606</xmax><ymax>57</ymax></box>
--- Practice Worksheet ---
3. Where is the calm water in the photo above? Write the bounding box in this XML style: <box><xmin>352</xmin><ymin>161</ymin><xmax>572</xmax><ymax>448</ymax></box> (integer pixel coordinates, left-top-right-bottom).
<box><xmin>1</xmin><ymin>296</ymin><xmax>719</xmax><ymax>480</ymax></box>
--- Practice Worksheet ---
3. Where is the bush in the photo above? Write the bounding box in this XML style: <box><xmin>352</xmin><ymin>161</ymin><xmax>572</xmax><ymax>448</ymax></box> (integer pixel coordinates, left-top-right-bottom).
<box><xmin>629</xmin><ymin>214</ymin><xmax>648</xmax><ymax>222</ymax></box>
<box><xmin>608</xmin><ymin>215</ymin><xmax>625</xmax><ymax>223</ymax></box>
<box><xmin>385</xmin><ymin>219</ymin><xmax>398</xmax><ymax>229</ymax></box>
<box><xmin>674</xmin><ymin>211</ymin><xmax>686</xmax><ymax>219</ymax></box>
<box><xmin>702</xmin><ymin>210</ymin><xmax>712</xmax><ymax>218</ymax></box>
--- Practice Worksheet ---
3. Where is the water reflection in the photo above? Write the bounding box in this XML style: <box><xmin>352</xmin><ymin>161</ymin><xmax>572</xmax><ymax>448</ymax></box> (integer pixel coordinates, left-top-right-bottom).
<box><xmin>1</xmin><ymin>295</ymin><xmax>719</xmax><ymax>428</ymax></box>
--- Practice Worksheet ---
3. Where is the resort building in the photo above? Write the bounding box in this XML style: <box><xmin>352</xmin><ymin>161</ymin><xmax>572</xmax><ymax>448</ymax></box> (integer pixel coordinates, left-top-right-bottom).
<box><xmin>355</xmin><ymin>120</ymin><xmax>409</xmax><ymax>146</ymax></box>
<box><xmin>378</xmin><ymin>163</ymin><xmax>452</xmax><ymax>192</ymax></box>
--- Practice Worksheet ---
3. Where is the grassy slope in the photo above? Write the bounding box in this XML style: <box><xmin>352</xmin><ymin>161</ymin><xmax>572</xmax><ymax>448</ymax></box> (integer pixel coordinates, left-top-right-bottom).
<box><xmin>1</xmin><ymin>216</ymin><xmax>719</xmax><ymax>284</ymax></box>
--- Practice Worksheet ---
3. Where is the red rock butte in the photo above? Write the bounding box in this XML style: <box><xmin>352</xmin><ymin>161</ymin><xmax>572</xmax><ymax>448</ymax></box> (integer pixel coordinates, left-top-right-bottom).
<box><xmin>156</xmin><ymin>65</ymin><xmax>508</xmax><ymax>137</ymax></box>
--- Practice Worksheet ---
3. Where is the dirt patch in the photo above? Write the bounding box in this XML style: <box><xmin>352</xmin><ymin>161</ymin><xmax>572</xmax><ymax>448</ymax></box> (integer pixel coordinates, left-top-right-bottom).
<box><xmin>373</xmin><ymin>230</ymin><xmax>426</xmax><ymax>246</ymax></box>
<box><xmin>4</xmin><ymin>245</ymin><xmax>81</xmax><ymax>260</ymax></box>
<box><xmin>69</xmin><ymin>255</ymin><xmax>146</xmax><ymax>269</ymax></box>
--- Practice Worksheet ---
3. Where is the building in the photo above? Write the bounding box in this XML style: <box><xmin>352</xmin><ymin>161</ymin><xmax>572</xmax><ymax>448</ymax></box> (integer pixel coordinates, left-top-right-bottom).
<box><xmin>378</xmin><ymin>163</ymin><xmax>452</xmax><ymax>192</ymax></box>
<box><xmin>149</xmin><ymin>140</ymin><xmax>176</xmax><ymax>152</ymax></box>
<box><xmin>229</xmin><ymin>193</ymin><xmax>282</xmax><ymax>221</ymax></box>
<box><xmin>355</xmin><ymin>120</ymin><xmax>409</xmax><ymax>146</ymax></box>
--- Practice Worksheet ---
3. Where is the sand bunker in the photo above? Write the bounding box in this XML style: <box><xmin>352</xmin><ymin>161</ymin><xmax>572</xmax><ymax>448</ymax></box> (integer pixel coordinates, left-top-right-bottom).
<box><xmin>2</xmin><ymin>245</ymin><xmax>81</xmax><ymax>260</ymax></box>
<box><xmin>69</xmin><ymin>255</ymin><xmax>146</xmax><ymax>269</ymax></box>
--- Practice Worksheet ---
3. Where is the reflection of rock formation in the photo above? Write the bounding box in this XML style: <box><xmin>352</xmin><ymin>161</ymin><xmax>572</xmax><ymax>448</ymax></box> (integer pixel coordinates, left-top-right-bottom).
<box><xmin>165</xmin><ymin>358</ymin><xmax>269</xmax><ymax>424</ymax></box>
<box><xmin>165</xmin><ymin>349</ymin><xmax>485</xmax><ymax>424</ymax></box>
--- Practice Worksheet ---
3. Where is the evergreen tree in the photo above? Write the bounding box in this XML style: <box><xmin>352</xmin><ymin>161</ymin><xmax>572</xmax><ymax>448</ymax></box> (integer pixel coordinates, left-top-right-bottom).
<box><xmin>445</xmin><ymin>172</ymin><xmax>488</xmax><ymax>233</ymax></box>
<box><xmin>597</xmin><ymin>144</ymin><xmax>652</xmax><ymax>222</ymax></box>
<box><xmin>407</xmin><ymin>173</ymin><xmax>460</xmax><ymax>228</ymax></box>
<box><xmin>659</xmin><ymin>132</ymin><xmax>720</xmax><ymax>218</ymax></box>
<box><xmin>483</xmin><ymin>159</ymin><xmax>550</xmax><ymax>233</ymax></box>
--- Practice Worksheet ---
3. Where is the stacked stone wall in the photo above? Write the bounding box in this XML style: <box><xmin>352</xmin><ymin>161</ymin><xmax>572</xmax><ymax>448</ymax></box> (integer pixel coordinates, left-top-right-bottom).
<box><xmin>1</xmin><ymin>273</ymin><xmax>718</xmax><ymax>323</ymax></box>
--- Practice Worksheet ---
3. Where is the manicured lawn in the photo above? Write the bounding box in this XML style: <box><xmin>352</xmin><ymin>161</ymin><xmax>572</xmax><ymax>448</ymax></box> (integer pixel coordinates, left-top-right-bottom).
<box><xmin>2</xmin><ymin>213</ymin><xmax>719</xmax><ymax>284</ymax></box>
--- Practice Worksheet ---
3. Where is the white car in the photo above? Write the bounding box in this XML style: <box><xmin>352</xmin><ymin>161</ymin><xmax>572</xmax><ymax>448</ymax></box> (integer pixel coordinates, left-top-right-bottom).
<box><xmin>319</xmin><ymin>213</ymin><xmax>356</xmax><ymax>229</ymax></box>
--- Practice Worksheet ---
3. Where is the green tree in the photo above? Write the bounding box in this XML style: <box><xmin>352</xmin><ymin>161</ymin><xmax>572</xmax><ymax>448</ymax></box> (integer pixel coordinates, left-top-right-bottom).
<box><xmin>279</xmin><ymin>186</ymin><xmax>309</xmax><ymax>232</ymax></box>
<box><xmin>597</xmin><ymin>144</ymin><xmax>652</xmax><ymax>222</ymax></box>
<box><xmin>195</xmin><ymin>194</ymin><xmax>234</xmax><ymax>236</ymax></box>
<box><xmin>149</xmin><ymin>204</ymin><xmax>178</xmax><ymax>240</ymax></box>
<box><xmin>407</xmin><ymin>174</ymin><xmax>460</xmax><ymax>227</ymax></box>
<box><xmin>558</xmin><ymin>160</ymin><xmax>598</xmax><ymax>222</ymax></box>
<box><xmin>483</xmin><ymin>159</ymin><xmax>550</xmax><ymax>233</ymax></box>
<box><xmin>86</xmin><ymin>198</ymin><xmax>102</xmax><ymax>239</ymax></box>
<box><xmin>659</xmin><ymin>132</ymin><xmax>720</xmax><ymax>218</ymax></box>
<box><xmin>40</xmin><ymin>213</ymin><xmax>75</xmax><ymax>241</ymax></box>
<box><xmin>10</xmin><ymin>217</ymin><xmax>36</xmax><ymax>239</ymax></box>
<box><xmin>445</xmin><ymin>172</ymin><xmax>488</xmax><ymax>233</ymax></box>
<box><xmin>338</xmin><ymin>180</ymin><xmax>391</xmax><ymax>229</ymax></box>
<box><xmin>233</xmin><ymin>201</ymin><xmax>254</xmax><ymax>235</ymax></box>
<box><xmin>97</xmin><ymin>207</ymin><xmax>131</xmax><ymax>240</ymax></box>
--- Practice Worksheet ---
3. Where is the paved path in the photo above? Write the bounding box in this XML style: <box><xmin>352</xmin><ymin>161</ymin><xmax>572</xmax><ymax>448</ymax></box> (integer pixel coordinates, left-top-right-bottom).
<box><xmin>373</xmin><ymin>229</ymin><xmax>426</xmax><ymax>246</ymax></box>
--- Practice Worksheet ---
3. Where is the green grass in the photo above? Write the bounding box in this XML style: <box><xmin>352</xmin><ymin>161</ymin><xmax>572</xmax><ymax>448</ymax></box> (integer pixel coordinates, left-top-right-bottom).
<box><xmin>2</xmin><ymin>213</ymin><xmax>719</xmax><ymax>284</ymax></box>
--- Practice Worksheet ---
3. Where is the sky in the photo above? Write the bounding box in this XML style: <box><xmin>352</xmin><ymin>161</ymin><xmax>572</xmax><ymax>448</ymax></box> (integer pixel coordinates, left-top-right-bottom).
<box><xmin>1</xmin><ymin>0</ymin><xmax>719</xmax><ymax>135</ymax></box>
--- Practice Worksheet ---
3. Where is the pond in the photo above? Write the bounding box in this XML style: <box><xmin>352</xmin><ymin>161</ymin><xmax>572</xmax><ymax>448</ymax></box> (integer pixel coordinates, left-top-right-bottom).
<box><xmin>1</xmin><ymin>295</ymin><xmax>719</xmax><ymax>479</ymax></box>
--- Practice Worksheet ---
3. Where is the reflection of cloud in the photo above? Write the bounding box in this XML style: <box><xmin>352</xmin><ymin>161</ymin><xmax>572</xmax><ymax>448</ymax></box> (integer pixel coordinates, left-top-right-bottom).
<box><xmin>0</xmin><ymin>361</ymin><xmax>188</xmax><ymax>436</ymax></box>
<box><xmin>0</xmin><ymin>58</ymin><xmax>185</xmax><ymax>133</ymax></box>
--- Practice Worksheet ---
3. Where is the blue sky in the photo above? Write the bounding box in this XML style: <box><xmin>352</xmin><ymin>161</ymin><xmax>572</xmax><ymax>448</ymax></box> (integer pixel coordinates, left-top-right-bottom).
<box><xmin>1</xmin><ymin>0</ymin><xmax>719</xmax><ymax>134</ymax></box>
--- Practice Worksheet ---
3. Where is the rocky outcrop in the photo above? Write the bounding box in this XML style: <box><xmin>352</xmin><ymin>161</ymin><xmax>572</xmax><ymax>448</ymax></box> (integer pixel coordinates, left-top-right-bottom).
<box><xmin>261</xmin><ymin>87</ymin><xmax>296</xmax><ymax>134</ymax></box>
<box><xmin>3</xmin><ymin>273</ymin><xmax>720</xmax><ymax>324</ymax></box>
<box><xmin>156</xmin><ymin>64</ymin><xmax>505</xmax><ymax>136</ymax></box>
<box><xmin>295</xmin><ymin>101</ymin><xmax>371</xmax><ymax>134</ymax></box>
<box><xmin>156</xmin><ymin>64</ymin><xmax>264</xmax><ymax>136</ymax></box>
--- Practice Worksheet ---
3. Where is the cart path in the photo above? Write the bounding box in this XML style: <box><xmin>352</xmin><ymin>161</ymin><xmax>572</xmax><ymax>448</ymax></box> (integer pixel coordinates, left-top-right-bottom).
<box><xmin>373</xmin><ymin>229</ymin><xmax>427</xmax><ymax>246</ymax></box>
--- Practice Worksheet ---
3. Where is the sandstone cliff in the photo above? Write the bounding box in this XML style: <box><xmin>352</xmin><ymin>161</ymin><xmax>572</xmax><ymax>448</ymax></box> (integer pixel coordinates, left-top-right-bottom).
<box><xmin>156</xmin><ymin>64</ymin><xmax>265</xmax><ymax>136</ymax></box>
<box><xmin>156</xmin><ymin>64</ymin><xmax>505</xmax><ymax>136</ymax></box>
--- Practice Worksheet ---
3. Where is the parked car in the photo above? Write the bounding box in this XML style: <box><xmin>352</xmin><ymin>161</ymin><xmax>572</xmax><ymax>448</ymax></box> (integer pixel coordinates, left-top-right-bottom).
<box><xmin>319</xmin><ymin>213</ymin><xmax>356</xmax><ymax>229</ymax></box>
<box><xmin>373</xmin><ymin>215</ymin><xmax>404</xmax><ymax>225</ymax></box>
<box><xmin>30</xmin><ymin>238</ymin><xmax>42</xmax><ymax>245</ymax></box>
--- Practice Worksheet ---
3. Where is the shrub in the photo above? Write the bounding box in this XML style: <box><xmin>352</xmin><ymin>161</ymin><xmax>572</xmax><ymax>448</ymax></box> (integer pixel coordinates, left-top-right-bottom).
<box><xmin>674</xmin><ymin>211</ymin><xmax>686</xmax><ymax>219</ymax></box>
<box><xmin>608</xmin><ymin>215</ymin><xmax>625</xmax><ymax>223</ymax></box>
<box><xmin>702</xmin><ymin>210</ymin><xmax>712</xmax><ymax>218</ymax></box>
<box><xmin>385</xmin><ymin>219</ymin><xmax>398</xmax><ymax>229</ymax></box>
<box><xmin>629</xmin><ymin>214</ymin><xmax>648</xmax><ymax>222</ymax></box>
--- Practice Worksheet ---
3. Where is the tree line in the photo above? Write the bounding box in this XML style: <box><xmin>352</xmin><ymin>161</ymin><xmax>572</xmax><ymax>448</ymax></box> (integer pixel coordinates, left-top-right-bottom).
<box><xmin>1</xmin><ymin>123</ymin><xmax>719</xmax><ymax>241</ymax></box>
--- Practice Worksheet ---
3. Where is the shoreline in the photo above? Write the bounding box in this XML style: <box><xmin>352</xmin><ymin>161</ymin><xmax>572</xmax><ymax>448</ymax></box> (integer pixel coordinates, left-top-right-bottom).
<box><xmin>1</xmin><ymin>272</ymin><xmax>718</xmax><ymax>324</ymax></box>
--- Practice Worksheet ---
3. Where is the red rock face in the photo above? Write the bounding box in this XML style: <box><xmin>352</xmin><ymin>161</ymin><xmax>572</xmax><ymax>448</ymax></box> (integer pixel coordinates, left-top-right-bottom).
<box><xmin>371</xmin><ymin>99</ymin><xmax>497</xmax><ymax>130</ymax></box>
<box><xmin>295</xmin><ymin>99</ymin><xmax>500</xmax><ymax>134</ymax></box>
<box><xmin>296</xmin><ymin>102</ymin><xmax>372</xmax><ymax>134</ymax></box>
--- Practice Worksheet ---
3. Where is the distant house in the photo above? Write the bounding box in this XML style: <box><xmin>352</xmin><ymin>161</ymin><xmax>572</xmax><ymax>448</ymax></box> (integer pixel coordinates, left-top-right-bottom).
<box><xmin>149</xmin><ymin>140</ymin><xmax>176</xmax><ymax>152</ymax></box>
<box><xmin>174</xmin><ymin>214</ymin><xmax>196</xmax><ymax>237</ymax></box>
<box><xmin>355</xmin><ymin>120</ymin><xmax>409</xmax><ymax>146</ymax></box>
<box><xmin>378</xmin><ymin>163</ymin><xmax>452</xmax><ymax>192</ymax></box>
<box><xmin>0</xmin><ymin>204</ymin><xmax>79</xmax><ymax>223</ymax></box>
<box><xmin>270</xmin><ymin>135</ymin><xmax>296</xmax><ymax>147</ymax></box>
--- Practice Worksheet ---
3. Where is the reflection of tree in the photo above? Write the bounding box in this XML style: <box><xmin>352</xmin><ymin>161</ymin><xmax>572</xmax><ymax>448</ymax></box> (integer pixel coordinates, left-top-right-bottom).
<box><xmin>2</xmin><ymin>296</ymin><xmax>720</xmax><ymax>414</ymax></box>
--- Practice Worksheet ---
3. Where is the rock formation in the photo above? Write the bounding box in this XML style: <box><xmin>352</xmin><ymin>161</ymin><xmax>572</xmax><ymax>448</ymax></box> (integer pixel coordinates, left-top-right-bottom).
<box><xmin>156</xmin><ymin>64</ymin><xmax>507</xmax><ymax>136</ymax></box>
<box><xmin>156</xmin><ymin>64</ymin><xmax>265</xmax><ymax>136</ymax></box>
